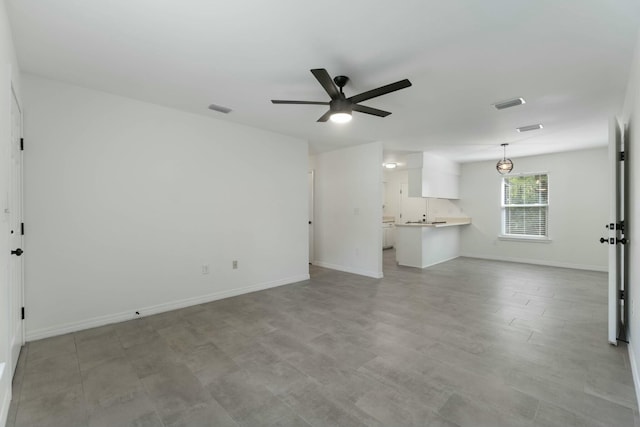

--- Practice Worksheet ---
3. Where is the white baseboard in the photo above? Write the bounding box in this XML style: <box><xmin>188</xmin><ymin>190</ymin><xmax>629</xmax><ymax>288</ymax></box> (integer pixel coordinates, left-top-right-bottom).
<box><xmin>25</xmin><ymin>273</ymin><xmax>310</xmax><ymax>341</ymax></box>
<box><xmin>460</xmin><ymin>253</ymin><xmax>607</xmax><ymax>272</ymax></box>
<box><xmin>312</xmin><ymin>261</ymin><xmax>383</xmax><ymax>279</ymax></box>
<box><xmin>628</xmin><ymin>344</ymin><xmax>640</xmax><ymax>411</ymax></box>
<box><xmin>420</xmin><ymin>255</ymin><xmax>460</xmax><ymax>269</ymax></box>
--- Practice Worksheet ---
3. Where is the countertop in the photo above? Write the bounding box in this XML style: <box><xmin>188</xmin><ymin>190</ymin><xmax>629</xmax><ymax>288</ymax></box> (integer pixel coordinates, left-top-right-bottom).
<box><xmin>395</xmin><ymin>217</ymin><xmax>471</xmax><ymax>228</ymax></box>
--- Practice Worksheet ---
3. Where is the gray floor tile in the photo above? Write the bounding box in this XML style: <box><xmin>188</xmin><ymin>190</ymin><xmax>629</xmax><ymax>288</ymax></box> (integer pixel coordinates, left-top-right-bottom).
<box><xmin>13</xmin><ymin>384</ymin><xmax>87</xmax><ymax>427</ymax></box>
<box><xmin>206</xmin><ymin>369</ymin><xmax>297</xmax><ymax>427</ymax></box>
<box><xmin>279</xmin><ymin>379</ymin><xmax>370</xmax><ymax>427</ymax></box>
<box><xmin>141</xmin><ymin>362</ymin><xmax>212</xmax><ymax>425</ymax></box>
<box><xmin>163</xmin><ymin>399</ymin><xmax>238</xmax><ymax>427</ymax></box>
<box><xmin>179</xmin><ymin>342</ymin><xmax>241</xmax><ymax>387</ymax></box>
<box><xmin>6</xmin><ymin>250</ymin><xmax>637</xmax><ymax>427</ymax></box>
<box><xmin>125</xmin><ymin>335</ymin><xmax>181</xmax><ymax>378</ymax></box>
<box><xmin>26</xmin><ymin>334</ymin><xmax>76</xmax><ymax>363</ymax></box>
<box><xmin>533</xmin><ymin>400</ymin><xmax>608</xmax><ymax>427</ymax></box>
<box><xmin>114</xmin><ymin>317</ymin><xmax>160</xmax><ymax>349</ymax></box>
<box><xmin>356</xmin><ymin>386</ymin><xmax>458</xmax><ymax>427</ymax></box>
<box><xmin>19</xmin><ymin>352</ymin><xmax>82</xmax><ymax>403</ymax></box>
<box><xmin>233</xmin><ymin>343</ymin><xmax>309</xmax><ymax>395</ymax></box>
<box><xmin>438</xmin><ymin>393</ymin><xmax>533</xmax><ymax>427</ymax></box>
<box><xmin>82</xmin><ymin>357</ymin><xmax>144</xmax><ymax>411</ymax></box>
<box><xmin>358</xmin><ymin>356</ymin><xmax>452</xmax><ymax>412</ymax></box>
<box><xmin>87</xmin><ymin>389</ymin><xmax>162</xmax><ymax>427</ymax></box>
<box><xmin>270</xmin><ymin>413</ymin><xmax>312</xmax><ymax>427</ymax></box>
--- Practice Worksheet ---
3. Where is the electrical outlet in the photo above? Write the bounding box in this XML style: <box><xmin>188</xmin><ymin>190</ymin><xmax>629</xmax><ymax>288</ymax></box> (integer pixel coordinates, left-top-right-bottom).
<box><xmin>232</xmin><ymin>260</ymin><xmax>238</xmax><ymax>269</ymax></box>
<box><xmin>202</xmin><ymin>265</ymin><xmax>210</xmax><ymax>275</ymax></box>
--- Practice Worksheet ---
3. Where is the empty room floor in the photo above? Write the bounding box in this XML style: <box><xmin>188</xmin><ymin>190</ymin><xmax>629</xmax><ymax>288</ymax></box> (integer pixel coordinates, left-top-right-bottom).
<box><xmin>6</xmin><ymin>251</ymin><xmax>638</xmax><ymax>427</ymax></box>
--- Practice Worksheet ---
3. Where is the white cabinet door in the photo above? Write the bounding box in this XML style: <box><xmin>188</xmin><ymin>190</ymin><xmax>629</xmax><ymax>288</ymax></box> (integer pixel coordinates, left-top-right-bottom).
<box><xmin>407</xmin><ymin>153</ymin><xmax>460</xmax><ymax>199</ymax></box>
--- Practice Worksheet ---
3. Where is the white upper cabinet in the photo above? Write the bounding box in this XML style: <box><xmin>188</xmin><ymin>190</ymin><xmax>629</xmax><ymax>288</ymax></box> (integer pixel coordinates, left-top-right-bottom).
<box><xmin>407</xmin><ymin>153</ymin><xmax>460</xmax><ymax>199</ymax></box>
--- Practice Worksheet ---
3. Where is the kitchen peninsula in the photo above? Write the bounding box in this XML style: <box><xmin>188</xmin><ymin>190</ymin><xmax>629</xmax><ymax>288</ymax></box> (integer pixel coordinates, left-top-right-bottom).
<box><xmin>395</xmin><ymin>217</ymin><xmax>471</xmax><ymax>268</ymax></box>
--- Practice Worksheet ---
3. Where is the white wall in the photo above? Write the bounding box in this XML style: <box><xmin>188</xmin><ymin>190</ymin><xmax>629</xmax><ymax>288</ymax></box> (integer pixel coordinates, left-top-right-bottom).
<box><xmin>311</xmin><ymin>142</ymin><xmax>383</xmax><ymax>278</ymax></box>
<box><xmin>622</xmin><ymin>28</ymin><xmax>640</xmax><ymax>408</ymax></box>
<box><xmin>0</xmin><ymin>1</ymin><xmax>20</xmax><ymax>424</ymax></box>
<box><xmin>459</xmin><ymin>148</ymin><xmax>608</xmax><ymax>271</ymax></box>
<box><xmin>22</xmin><ymin>74</ymin><xmax>309</xmax><ymax>341</ymax></box>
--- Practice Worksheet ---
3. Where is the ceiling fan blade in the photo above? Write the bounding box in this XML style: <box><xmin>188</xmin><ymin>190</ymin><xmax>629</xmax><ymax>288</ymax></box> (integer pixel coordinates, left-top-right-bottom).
<box><xmin>348</xmin><ymin>79</ymin><xmax>412</xmax><ymax>104</ymax></box>
<box><xmin>311</xmin><ymin>69</ymin><xmax>341</xmax><ymax>100</ymax></box>
<box><xmin>271</xmin><ymin>100</ymin><xmax>329</xmax><ymax>105</ymax></box>
<box><xmin>352</xmin><ymin>104</ymin><xmax>391</xmax><ymax>117</ymax></box>
<box><xmin>317</xmin><ymin>110</ymin><xmax>333</xmax><ymax>122</ymax></box>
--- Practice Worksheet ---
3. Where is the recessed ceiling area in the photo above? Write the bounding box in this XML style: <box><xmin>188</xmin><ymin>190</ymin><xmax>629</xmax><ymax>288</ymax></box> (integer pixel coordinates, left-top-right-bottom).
<box><xmin>7</xmin><ymin>1</ymin><xmax>640</xmax><ymax>163</ymax></box>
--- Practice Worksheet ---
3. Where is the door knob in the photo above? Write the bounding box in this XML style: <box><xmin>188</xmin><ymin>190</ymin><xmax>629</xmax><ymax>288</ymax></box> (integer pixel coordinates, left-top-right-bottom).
<box><xmin>11</xmin><ymin>248</ymin><xmax>23</xmax><ymax>256</ymax></box>
<box><xmin>618</xmin><ymin>238</ymin><xmax>628</xmax><ymax>245</ymax></box>
<box><xmin>599</xmin><ymin>237</ymin><xmax>608</xmax><ymax>244</ymax></box>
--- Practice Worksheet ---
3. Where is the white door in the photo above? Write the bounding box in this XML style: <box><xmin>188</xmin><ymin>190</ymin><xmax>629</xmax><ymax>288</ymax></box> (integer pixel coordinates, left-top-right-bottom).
<box><xmin>308</xmin><ymin>170</ymin><xmax>314</xmax><ymax>264</ymax></box>
<box><xmin>8</xmin><ymin>88</ymin><xmax>24</xmax><ymax>370</ymax></box>
<box><xmin>607</xmin><ymin>117</ymin><xmax>625</xmax><ymax>345</ymax></box>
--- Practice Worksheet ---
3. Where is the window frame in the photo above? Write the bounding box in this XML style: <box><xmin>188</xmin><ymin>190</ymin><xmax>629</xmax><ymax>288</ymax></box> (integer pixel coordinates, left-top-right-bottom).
<box><xmin>499</xmin><ymin>172</ymin><xmax>551</xmax><ymax>242</ymax></box>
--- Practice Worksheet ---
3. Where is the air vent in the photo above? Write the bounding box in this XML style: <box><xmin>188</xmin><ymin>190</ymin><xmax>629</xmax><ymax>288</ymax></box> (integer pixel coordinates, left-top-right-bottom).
<box><xmin>493</xmin><ymin>97</ymin><xmax>525</xmax><ymax>110</ymax></box>
<box><xmin>516</xmin><ymin>124</ymin><xmax>543</xmax><ymax>132</ymax></box>
<box><xmin>208</xmin><ymin>104</ymin><xmax>232</xmax><ymax>114</ymax></box>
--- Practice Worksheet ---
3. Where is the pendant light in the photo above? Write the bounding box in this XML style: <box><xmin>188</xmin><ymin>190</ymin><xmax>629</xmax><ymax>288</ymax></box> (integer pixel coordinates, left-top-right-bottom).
<box><xmin>496</xmin><ymin>143</ymin><xmax>514</xmax><ymax>174</ymax></box>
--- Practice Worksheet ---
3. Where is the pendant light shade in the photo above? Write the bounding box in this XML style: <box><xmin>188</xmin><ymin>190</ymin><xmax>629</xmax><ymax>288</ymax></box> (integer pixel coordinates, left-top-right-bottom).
<box><xmin>496</xmin><ymin>143</ymin><xmax>514</xmax><ymax>174</ymax></box>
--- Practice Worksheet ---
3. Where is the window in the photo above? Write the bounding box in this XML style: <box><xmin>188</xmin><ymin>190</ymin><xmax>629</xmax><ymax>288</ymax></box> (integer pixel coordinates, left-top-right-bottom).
<box><xmin>501</xmin><ymin>173</ymin><xmax>548</xmax><ymax>239</ymax></box>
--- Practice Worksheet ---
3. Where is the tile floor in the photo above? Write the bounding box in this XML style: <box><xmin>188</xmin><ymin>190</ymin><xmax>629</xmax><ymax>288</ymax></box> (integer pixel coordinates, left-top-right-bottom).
<box><xmin>5</xmin><ymin>251</ymin><xmax>638</xmax><ymax>426</ymax></box>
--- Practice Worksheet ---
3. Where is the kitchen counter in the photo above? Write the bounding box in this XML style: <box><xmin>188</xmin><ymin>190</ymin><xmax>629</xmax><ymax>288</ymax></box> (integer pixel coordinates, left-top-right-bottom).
<box><xmin>395</xmin><ymin>217</ymin><xmax>471</xmax><ymax>228</ymax></box>
<box><xmin>395</xmin><ymin>217</ymin><xmax>471</xmax><ymax>268</ymax></box>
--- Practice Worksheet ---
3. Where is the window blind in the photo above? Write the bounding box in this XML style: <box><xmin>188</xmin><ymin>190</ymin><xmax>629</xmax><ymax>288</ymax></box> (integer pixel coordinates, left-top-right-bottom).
<box><xmin>502</xmin><ymin>174</ymin><xmax>548</xmax><ymax>237</ymax></box>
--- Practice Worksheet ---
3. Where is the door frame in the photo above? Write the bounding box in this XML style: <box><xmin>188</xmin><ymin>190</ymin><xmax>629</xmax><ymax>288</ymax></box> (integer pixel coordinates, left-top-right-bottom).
<box><xmin>308</xmin><ymin>170</ymin><xmax>314</xmax><ymax>264</ymax></box>
<box><xmin>608</xmin><ymin>117</ymin><xmax>625</xmax><ymax>345</ymax></box>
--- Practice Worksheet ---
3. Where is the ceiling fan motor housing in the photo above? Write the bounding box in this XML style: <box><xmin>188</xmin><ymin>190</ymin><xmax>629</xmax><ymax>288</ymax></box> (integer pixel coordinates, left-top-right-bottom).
<box><xmin>330</xmin><ymin>98</ymin><xmax>352</xmax><ymax>113</ymax></box>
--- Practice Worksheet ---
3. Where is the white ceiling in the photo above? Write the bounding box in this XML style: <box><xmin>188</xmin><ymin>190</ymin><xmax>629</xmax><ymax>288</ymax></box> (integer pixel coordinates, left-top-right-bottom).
<box><xmin>7</xmin><ymin>0</ymin><xmax>640</xmax><ymax>163</ymax></box>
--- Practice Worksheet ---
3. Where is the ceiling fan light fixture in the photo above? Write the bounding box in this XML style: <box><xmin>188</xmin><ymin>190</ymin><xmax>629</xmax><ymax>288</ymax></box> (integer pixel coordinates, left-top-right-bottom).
<box><xmin>330</xmin><ymin>112</ymin><xmax>352</xmax><ymax>123</ymax></box>
<box><xmin>496</xmin><ymin>143</ymin><xmax>514</xmax><ymax>174</ymax></box>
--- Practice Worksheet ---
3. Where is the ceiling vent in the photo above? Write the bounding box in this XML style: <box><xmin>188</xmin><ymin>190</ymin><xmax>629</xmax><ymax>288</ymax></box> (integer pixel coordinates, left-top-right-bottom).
<box><xmin>208</xmin><ymin>104</ymin><xmax>232</xmax><ymax>114</ymax></box>
<box><xmin>493</xmin><ymin>97</ymin><xmax>525</xmax><ymax>110</ymax></box>
<box><xmin>516</xmin><ymin>124</ymin><xmax>543</xmax><ymax>132</ymax></box>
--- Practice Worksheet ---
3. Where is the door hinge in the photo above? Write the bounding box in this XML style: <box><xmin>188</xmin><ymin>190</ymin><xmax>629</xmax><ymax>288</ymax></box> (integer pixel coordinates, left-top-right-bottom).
<box><xmin>21</xmin><ymin>307</ymin><xmax>25</xmax><ymax>320</ymax></box>
<box><xmin>620</xmin><ymin>151</ymin><xmax>625</xmax><ymax>161</ymax></box>
<box><xmin>620</xmin><ymin>290</ymin><xmax>625</xmax><ymax>300</ymax></box>
<box><xmin>606</xmin><ymin>222</ymin><xmax>625</xmax><ymax>232</ymax></box>
<box><xmin>21</xmin><ymin>222</ymin><xmax>24</xmax><ymax>235</ymax></box>
<box><xmin>20</xmin><ymin>138</ymin><xmax>24</xmax><ymax>151</ymax></box>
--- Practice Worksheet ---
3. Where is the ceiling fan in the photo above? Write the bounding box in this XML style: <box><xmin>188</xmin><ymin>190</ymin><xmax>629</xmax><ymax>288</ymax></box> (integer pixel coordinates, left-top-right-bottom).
<box><xmin>271</xmin><ymin>68</ymin><xmax>412</xmax><ymax>123</ymax></box>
